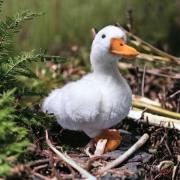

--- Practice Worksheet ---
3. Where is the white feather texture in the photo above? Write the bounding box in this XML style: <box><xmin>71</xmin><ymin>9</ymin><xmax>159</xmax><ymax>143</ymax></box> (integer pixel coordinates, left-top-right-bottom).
<box><xmin>42</xmin><ymin>25</ymin><xmax>132</xmax><ymax>138</ymax></box>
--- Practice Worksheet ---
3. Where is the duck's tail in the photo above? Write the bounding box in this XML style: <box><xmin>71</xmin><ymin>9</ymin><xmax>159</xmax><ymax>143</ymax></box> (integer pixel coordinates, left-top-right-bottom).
<box><xmin>41</xmin><ymin>89</ymin><xmax>61</xmax><ymax>114</ymax></box>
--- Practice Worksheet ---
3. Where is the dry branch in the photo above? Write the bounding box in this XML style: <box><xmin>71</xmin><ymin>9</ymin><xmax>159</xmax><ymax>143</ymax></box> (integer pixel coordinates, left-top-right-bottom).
<box><xmin>33</xmin><ymin>172</ymin><xmax>51</xmax><ymax>180</ymax></box>
<box><xmin>94</xmin><ymin>139</ymin><xmax>107</xmax><ymax>156</ymax></box>
<box><xmin>122</xmin><ymin>27</ymin><xmax>180</xmax><ymax>65</ymax></box>
<box><xmin>141</xmin><ymin>65</ymin><xmax>146</xmax><ymax>97</ymax></box>
<box><xmin>137</xmin><ymin>53</ymin><xmax>172</xmax><ymax>62</ymax></box>
<box><xmin>128</xmin><ymin>110</ymin><xmax>180</xmax><ymax>131</ymax></box>
<box><xmin>28</xmin><ymin>159</ymin><xmax>50</xmax><ymax>167</ymax></box>
<box><xmin>45</xmin><ymin>130</ymin><xmax>96</xmax><ymax>180</ymax></box>
<box><xmin>118</xmin><ymin>62</ymin><xmax>180</xmax><ymax>79</ymax></box>
<box><xmin>115</xmin><ymin>25</ymin><xmax>180</xmax><ymax>64</ymax></box>
<box><xmin>132</xmin><ymin>95</ymin><xmax>161</xmax><ymax>107</ymax></box>
<box><xmin>132</xmin><ymin>100</ymin><xmax>180</xmax><ymax>119</ymax></box>
<box><xmin>167</xmin><ymin>90</ymin><xmax>180</xmax><ymax>99</ymax></box>
<box><xmin>98</xmin><ymin>133</ymin><xmax>149</xmax><ymax>175</ymax></box>
<box><xmin>142</xmin><ymin>112</ymin><xmax>180</xmax><ymax>130</ymax></box>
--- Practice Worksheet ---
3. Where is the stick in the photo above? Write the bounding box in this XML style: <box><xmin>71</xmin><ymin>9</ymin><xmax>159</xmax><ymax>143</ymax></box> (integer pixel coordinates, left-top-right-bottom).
<box><xmin>91</xmin><ymin>28</ymin><xmax>97</xmax><ymax>39</ymax></box>
<box><xmin>128</xmin><ymin>110</ymin><xmax>180</xmax><ymax>131</ymax></box>
<box><xmin>28</xmin><ymin>159</ymin><xmax>50</xmax><ymax>167</ymax></box>
<box><xmin>33</xmin><ymin>172</ymin><xmax>51</xmax><ymax>180</ymax></box>
<box><xmin>94</xmin><ymin>139</ymin><xmax>107</xmax><ymax>156</ymax></box>
<box><xmin>122</xmin><ymin>27</ymin><xmax>180</xmax><ymax>64</ymax></box>
<box><xmin>142</xmin><ymin>112</ymin><xmax>180</xmax><ymax>130</ymax></box>
<box><xmin>172</xmin><ymin>162</ymin><xmax>180</xmax><ymax>180</ymax></box>
<box><xmin>137</xmin><ymin>53</ymin><xmax>171</xmax><ymax>62</ymax></box>
<box><xmin>45</xmin><ymin>130</ymin><xmax>96</xmax><ymax>180</ymax></box>
<box><xmin>141</xmin><ymin>65</ymin><xmax>146</xmax><ymax>97</ymax></box>
<box><xmin>98</xmin><ymin>133</ymin><xmax>149</xmax><ymax>175</ymax></box>
<box><xmin>118</xmin><ymin>62</ymin><xmax>180</xmax><ymax>79</ymax></box>
<box><xmin>132</xmin><ymin>95</ymin><xmax>161</xmax><ymax>107</ymax></box>
<box><xmin>132</xmin><ymin>100</ymin><xmax>180</xmax><ymax>119</ymax></box>
<box><xmin>116</xmin><ymin>24</ymin><xmax>180</xmax><ymax>64</ymax></box>
<box><xmin>167</xmin><ymin>89</ymin><xmax>180</xmax><ymax>99</ymax></box>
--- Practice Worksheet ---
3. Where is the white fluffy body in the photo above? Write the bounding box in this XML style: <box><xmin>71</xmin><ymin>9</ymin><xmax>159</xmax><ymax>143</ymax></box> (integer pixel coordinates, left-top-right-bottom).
<box><xmin>42</xmin><ymin>26</ymin><xmax>132</xmax><ymax>137</ymax></box>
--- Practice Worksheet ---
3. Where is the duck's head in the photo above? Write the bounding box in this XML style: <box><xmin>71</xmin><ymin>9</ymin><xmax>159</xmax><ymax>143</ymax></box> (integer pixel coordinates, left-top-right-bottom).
<box><xmin>90</xmin><ymin>25</ymin><xmax>139</xmax><ymax>67</ymax></box>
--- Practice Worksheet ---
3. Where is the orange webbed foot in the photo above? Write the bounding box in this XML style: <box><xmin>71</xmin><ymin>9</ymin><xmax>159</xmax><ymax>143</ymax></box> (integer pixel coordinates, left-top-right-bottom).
<box><xmin>92</xmin><ymin>129</ymin><xmax>122</xmax><ymax>155</ymax></box>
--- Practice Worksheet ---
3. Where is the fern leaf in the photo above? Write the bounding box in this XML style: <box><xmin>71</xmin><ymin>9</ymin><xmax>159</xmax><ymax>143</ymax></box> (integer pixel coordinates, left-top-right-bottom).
<box><xmin>0</xmin><ymin>89</ymin><xmax>29</xmax><ymax>176</ymax></box>
<box><xmin>0</xmin><ymin>11</ymin><xmax>42</xmax><ymax>62</ymax></box>
<box><xmin>3</xmin><ymin>51</ymin><xmax>39</xmax><ymax>76</ymax></box>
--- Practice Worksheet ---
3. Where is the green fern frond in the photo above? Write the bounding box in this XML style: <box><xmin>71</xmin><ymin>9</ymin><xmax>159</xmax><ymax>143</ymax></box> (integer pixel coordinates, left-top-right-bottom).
<box><xmin>2</xmin><ymin>51</ymin><xmax>65</xmax><ymax>78</ymax></box>
<box><xmin>0</xmin><ymin>1</ymin><xmax>65</xmax><ymax>177</ymax></box>
<box><xmin>0</xmin><ymin>11</ymin><xmax>42</xmax><ymax>62</ymax></box>
<box><xmin>0</xmin><ymin>89</ymin><xmax>29</xmax><ymax>176</ymax></box>
<box><xmin>3</xmin><ymin>51</ymin><xmax>39</xmax><ymax>76</ymax></box>
<box><xmin>0</xmin><ymin>89</ymin><xmax>13</xmax><ymax>104</ymax></box>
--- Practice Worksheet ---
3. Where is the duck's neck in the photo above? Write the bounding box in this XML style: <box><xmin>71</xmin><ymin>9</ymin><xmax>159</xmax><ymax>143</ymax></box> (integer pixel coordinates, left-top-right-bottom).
<box><xmin>92</xmin><ymin>62</ymin><xmax>120</xmax><ymax>76</ymax></box>
<box><xmin>90</xmin><ymin>48</ymin><xmax>124</xmax><ymax>82</ymax></box>
<box><xmin>91</xmin><ymin>60</ymin><xmax>122</xmax><ymax>81</ymax></box>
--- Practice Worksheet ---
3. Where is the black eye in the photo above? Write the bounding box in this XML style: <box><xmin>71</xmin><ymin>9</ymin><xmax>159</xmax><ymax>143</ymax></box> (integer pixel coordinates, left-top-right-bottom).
<box><xmin>101</xmin><ymin>34</ymin><xmax>106</xmax><ymax>39</ymax></box>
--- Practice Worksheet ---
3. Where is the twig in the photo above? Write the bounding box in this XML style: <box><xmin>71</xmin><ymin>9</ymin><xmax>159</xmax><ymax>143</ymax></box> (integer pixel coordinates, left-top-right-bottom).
<box><xmin>33</xmin><ymin>164</ymin><xmax>48</xmax><ymax>172</ymax></box>
<box><xmin>118</xmin><ymin>62</ymin><xmax>180</xmax><ymax>79</ymax></box>
<box><xmin>32</xmin><ymin>172</ymin><xmax>51</xmax><ymax>180</ymax></box>
<box><xmin>177</xmin><ymin>97</ymin><xmax>180</xmax><ymax>113</ymax></box>
<box><xmin>163</xmin><ymin>139</ymin><xmax>172</xmax><ymax>157</ymax></box>
<box><xmin>132</xmin><ymin>95</ymin><xmax>161</xmax><ymax>107</ymax></box>
<box><xmin>137</xmin><ymin>53</ymin><xmax>171</xmax><ymax>62</ymax></box>
<box><xmin>97</xmin><ymin>133</ymin><xmax>149</xmax><ymax>175</ymax></box>
<box><xmin>28</xmin><ymin>159</ymin><xmax>50</xmax><ymax>167</ymax></box>
<box><xmin>121</xmin><ymin>27</ymin><xmax>180</xmax><ymax>64</ymax></box>
<box><xmin>141</xmin><ymin>65</ymin><xmax>146</xmax><ymax>97</ymax></box>
<box><xmin>167</xmin><ymin>89</ymin><xmax>180</xmax><ymax>99</ymax></box>
<box><xmin>91</xmin><ymin>28</ymin><xmax>97</xmax><ymax>39</ymax></box>
<box><xmin>86</xmin><ymin>156</ymin><xmax>107</xmax><ymax>171</ymax></box>
<box><xmin>84</xmin><ymin>147</ymin><xmax>94</xmax><ymax>158</ymax></box>
<box><xmin>126</xmin><ymin>9</ymin><xmax>133</xmax><ymax>32</ymax></box>
<box><xmin>94</xmin><ymin>139</ymin><xmax>107</xmax><ymax>156</ymax></box>
<box><xmin>128</xmin><ymin>110</ymin><xmax>180</xmax><ymax>131</ymax></box>
<box><xmin>45</xmin><ymin>130</ymin><xmax>96</xmax><ymax>180</ymax></box>
<box><xmin>116</xmin><ymin>24</ymin><xmax>180</xmax><ymax>64</ymax></box>
<box><xmin>172</xmin><ymin>162</ymin><xmax>180</xmax><ymax>180</ymax></box>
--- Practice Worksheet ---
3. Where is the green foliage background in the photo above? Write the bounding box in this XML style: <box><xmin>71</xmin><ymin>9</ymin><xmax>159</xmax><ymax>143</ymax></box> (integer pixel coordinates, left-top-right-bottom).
<box><xmin>1</xmin><ymin>0</ymin><xmax>180</xmax><ymax>55</ymax></box>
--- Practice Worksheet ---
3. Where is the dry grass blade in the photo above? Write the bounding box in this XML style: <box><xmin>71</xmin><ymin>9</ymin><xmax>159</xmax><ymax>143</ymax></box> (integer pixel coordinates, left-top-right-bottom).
<box><xmin>45</xmin><ymin>130</ymin><xmax>96</xmax><ymax>180</ymax></box>
<box><xmin>122</xmin><ymin>28</ymin><xmax>180</xmax><ymax>64</ymax></box>
<box><xmin>132</xmin><ymin>100</ymin><xmax>180</xmax><ymax>119</ymax></box>
<box><xmin>116</xmin><ymin>25</ymin><xmax>180</xmax><ymax>64</ymax></box>
<box><xmin>132</xmin><ymin>95</ymin><xmax>161</xmax><ymax>107</ymax></box>
<box><xmin>137</xmin><ymin>53</ymin><xmax>172</xmax><ymax>62</ymax></box>
<box><xmin>118</xmin><ymin>62</ymin><xmax>180</xmax><ymax>79</ymax></box>
<box><xmin>97</xmin><ymin>133</ymin><xmax>149</xmax><ymax>175</ymax></box>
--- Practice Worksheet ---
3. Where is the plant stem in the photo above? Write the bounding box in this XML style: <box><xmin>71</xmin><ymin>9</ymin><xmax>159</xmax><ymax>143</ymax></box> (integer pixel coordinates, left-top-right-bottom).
<box><xmin>98</xmin><ymin>133</ymin><xmax>149</xmax><ymax>175</ymax></box>
<box><xmin>45</xmin><ymin>130</ymin><xmax>96</xmax><ymax>180</ymax></box>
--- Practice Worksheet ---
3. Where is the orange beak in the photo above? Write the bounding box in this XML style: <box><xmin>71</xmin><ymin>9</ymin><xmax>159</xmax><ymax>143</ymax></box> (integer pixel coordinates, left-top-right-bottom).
<box><xmin>110</xmin><ymin>38</ymin><xmax>139</xmax><ymax>58</ymax></box>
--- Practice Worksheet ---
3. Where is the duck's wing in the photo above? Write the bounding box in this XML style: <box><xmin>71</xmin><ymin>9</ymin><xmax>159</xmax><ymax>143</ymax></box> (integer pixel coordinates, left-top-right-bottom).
<box><xmin>63</xmin><ymin>76</ymin><xmax>102</xmax><ymax>122</ymax></box>
<box><xmin>42</xmin><ymin>74</ymin><xmax>102</xmax><ymax>124</ymax></box>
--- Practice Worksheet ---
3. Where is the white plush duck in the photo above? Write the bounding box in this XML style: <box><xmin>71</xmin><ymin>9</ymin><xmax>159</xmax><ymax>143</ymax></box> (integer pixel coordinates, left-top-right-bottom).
<box><xmin>42</xmin><ymin>25</ymin><xmax>139</xmax><ymax>153</ymax></box>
